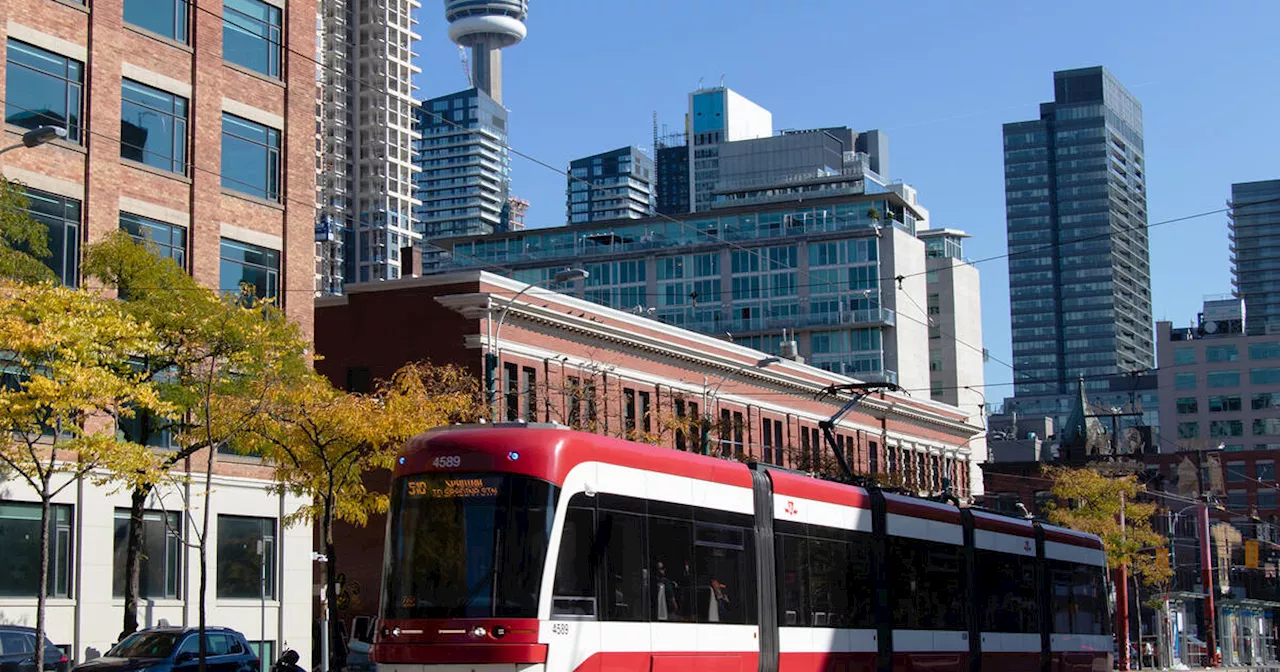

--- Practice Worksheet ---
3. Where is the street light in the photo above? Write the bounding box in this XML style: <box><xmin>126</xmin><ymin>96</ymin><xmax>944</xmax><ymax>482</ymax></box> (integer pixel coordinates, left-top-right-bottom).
<box><xmin>700</xmin><ymin>356</ymin><xmax>782</xmax><ymax>455</ymax></box>
<box><xmin>0</xmin><ymin>126</ymin><xmax>67</xmax><ymax>156</ymax></box>
<box><xmin>488</xmin><ymin>268</ymin><xmax>588</xmax><ymax>420</ymax></box>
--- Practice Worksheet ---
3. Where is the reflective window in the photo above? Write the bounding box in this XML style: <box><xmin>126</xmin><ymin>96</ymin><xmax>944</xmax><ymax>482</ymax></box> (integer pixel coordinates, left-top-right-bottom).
<box><xmin>1211</xmin><ymin>420</ymin><xmax>1244</xmax><ymax>438</ymax></box>
<box><xmin>1206</xmin><ymin>370</ymin><xmax>1240</xmax><ymax>388</ymax></box>
<box><xmin>1250</xmin><ymin>342</ymin><xmax>1280</xmax><ymax>360</ymax></box>
<box><xmin>121</xmin><ymin>79</ymin><xmax>188</xmax><ymax>174</ymax></box>
<box><xmin>1048</xmin><ymin>561</ymin><xmax>1109</xmax><ymax>635</ymax></box>
<box><xmin>976</xmin><ymin>550</ymin><xmax>1038</xmax><ymax>633</ymax></box>
<box><xmin>1206</xmin><ymin>345</ymin><xmax>1239</xmax><ymax>363</ymax></box>
<box><xmin>21</xmin><ymin>188</ymin><xmax>82</xmax><ymax>287</ymax></box>
<box><xmin>221</xmin><ymin>113</ymin><xmax>280</xmax><ymax>201</ymax></box>
<box><xmin>0</xmin><ymin>502</ymin><xmax>72</xmax><ymax>597</ymax></box>
<box><xmin>1208</xmin><ymin>396</ymin><xmax>1242</xmax><ymax>413</ymax></box>
<box><xmin>215</xmin><ymin>515</ymin><xmax>275</xmax><ymax>599</ymax></box>
<box><xmin>886</xmin><ymin>536</ymin><xmax>967</xmax><ymax>629</ymax></box>
<box><xmin>5</xmin><ymin>40</ymin><xmax>82</xmax><ymax>142</ymax></box>
<box><xmin>1174</xmin><ymin>373</ymin><xmax>1196</xmax><ymax>390</ymax></box>
<box><xmin>121</xmin><ymin>213</ymin><xmax>188</xmax><ymax>268</ymax></box>
<box><xmin>1176</xmin><ymin>397</ymin><xmax>1198</xmax><ymax>414</ymax></box>
<box><xmin>219</xmin><ymin>238</ymin><xmax>279</xmax><ymax>301</ymax></box>
<box><xmin>223</xmin><ymin>0</ymin><xmax>282</xmax><ymax>78</ymax></box>
<box><xmin>1250</xmin><ymin>368</ymin><xmax>1280</xmax><ymax>386</ymax></box>
<box><xmin>125</xmin><ymin>0</ymin><xmax>188</xmax><ymax>43</ymax></box>
<box><xmin>113</xmin><ymin>509</ymin><xmax>181</xmax><ymax>598</ymax></box>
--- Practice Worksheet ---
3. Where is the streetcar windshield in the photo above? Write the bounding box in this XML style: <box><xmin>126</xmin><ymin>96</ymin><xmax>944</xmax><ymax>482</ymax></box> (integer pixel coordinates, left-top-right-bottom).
<box><xmin>383</xmin><ymin>473</ymin><xmax>558</xmax><ymax>619</ymax></box>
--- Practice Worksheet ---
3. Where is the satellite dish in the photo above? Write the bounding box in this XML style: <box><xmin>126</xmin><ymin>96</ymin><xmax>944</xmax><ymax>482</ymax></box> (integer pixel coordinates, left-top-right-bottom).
<box><xmin>1205</xmin><ymin>321</ymin><xmax>1219</xmax><ymax>334</ymax></box>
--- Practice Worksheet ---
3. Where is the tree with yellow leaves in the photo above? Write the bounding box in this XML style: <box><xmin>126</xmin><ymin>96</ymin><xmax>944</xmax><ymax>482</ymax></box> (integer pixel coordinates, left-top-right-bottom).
<box><xmin>1044</xmin><ymin>467</ymin><xmax>1173</xmax><ymax>588</ymax></box>
<box><xmin>0</xmin><ymin>280</ymin><xmax>167</xmax><ymax>672</ymax></box>
<box><xmin>230</xmin><ymin>362</ymin><xmax>484</xmax><ymax>672</ymax></box>
<box><xmin>84</xmin><ymin>232</ymin><xmax>311</xmax><ymax>671</ymax></box>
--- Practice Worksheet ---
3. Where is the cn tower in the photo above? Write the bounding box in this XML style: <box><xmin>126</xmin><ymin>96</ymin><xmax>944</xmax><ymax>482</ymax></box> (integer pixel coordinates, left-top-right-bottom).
<box><xmin>445</xmin><ymin>0</ymin><xmax>528</xmax><ymax>104</ymax></box>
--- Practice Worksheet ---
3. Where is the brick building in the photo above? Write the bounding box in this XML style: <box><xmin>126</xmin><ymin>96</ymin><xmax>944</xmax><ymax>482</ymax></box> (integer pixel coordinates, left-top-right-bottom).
<box><xmin>314</xmin><ymin>268</ymin><xmax>985</xmax><ymax>631</ymax></box>
<box><xmin>1</xmin><ymin>0</ymin><xmax>317</xmax><ymax>665</ymax></box>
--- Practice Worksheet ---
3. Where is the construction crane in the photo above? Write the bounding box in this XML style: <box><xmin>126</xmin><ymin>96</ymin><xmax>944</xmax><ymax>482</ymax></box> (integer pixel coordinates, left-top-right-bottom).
<box><xmin>458</xmin><ymin>45</ymin><xmax>473</xmax><ymax>87</ymax></box>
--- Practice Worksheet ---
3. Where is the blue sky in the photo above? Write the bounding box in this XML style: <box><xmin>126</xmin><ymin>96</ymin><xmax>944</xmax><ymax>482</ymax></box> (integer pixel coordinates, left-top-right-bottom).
<box><xmin>412</xmin><ymin>1</ymin><xmax>1280</xmax><ymax>404</ymax></box>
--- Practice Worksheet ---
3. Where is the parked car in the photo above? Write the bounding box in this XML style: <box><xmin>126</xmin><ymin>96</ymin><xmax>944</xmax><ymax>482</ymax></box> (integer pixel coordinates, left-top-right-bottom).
<box><xmin>72</xmin><ymin>627</ymin><xmax>258</xmax><ymax>672</ymax></box>
<box><xmin>0</xmin><ymin>625</ymin><xmax>71</xmax><ymax>672</ymax></box>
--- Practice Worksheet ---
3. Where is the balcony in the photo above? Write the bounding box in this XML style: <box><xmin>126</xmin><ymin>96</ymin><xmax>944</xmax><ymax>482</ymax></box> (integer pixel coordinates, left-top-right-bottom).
<box><xmin>675</xmin><ymin>307</ymin><xmax>896</xmax><ymax>336</ymax></box>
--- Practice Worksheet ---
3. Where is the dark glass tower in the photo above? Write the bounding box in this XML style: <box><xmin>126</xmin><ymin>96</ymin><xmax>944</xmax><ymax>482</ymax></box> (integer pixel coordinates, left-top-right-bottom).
<box><xmin>1003</xmin><ymin>67</ymin><xmax>1154</xmax><ymax>397</ymax></box>
<box><xmin>1230</xmin><ymin>180</ymin><xmax>1280</xmax><ymax>335</ymax></box>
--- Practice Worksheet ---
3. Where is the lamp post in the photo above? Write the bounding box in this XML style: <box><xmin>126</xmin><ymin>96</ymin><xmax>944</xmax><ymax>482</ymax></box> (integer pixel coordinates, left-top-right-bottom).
<box><xmin>257</xmin><ymin>540</ymin><xmax>267</xmax><ymax>672</ymax></box>
<box><xmin>0</xmin><ymin>126</ymin><xmax>67</xmax><ymax>156</ymax></box>
<box><xmin>487</xmin><ymin>268</ymin><xmax>588</xmax><ymax>420</ymax></box>
<box><xmin>312</xmin><ymin>552</ymin><xmax>330</xmax><ymax>672</ymax></box>
<box><xmin>701</xmin><ymin>356</ymin><xmax>781</xmax><ymax>455</ymax></box>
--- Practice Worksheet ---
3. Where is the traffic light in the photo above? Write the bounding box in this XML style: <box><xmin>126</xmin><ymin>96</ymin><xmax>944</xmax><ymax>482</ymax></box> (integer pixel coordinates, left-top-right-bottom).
<box><xmin>1246</xmin><ymin>540</ymin><xmax>1260</xmax><ymax>569</ymax></box>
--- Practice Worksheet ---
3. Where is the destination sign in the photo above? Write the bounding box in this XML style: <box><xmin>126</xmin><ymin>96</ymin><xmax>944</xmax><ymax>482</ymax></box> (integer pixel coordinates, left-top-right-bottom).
<box><xmin>406</xmin><ymin>476</ymin><xmax>500</xmax><ymax>499</ymax></box>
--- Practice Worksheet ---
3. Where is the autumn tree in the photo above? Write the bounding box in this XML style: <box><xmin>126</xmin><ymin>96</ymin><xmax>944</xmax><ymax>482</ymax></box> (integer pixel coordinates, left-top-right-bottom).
<box><xmin>0</xmin><ymin>281</ymin><xmax>166</xmax><ymax>672</ymax></box>
<box><xmin>84</xmin><ymin>232</ymin><xmax>310</xmax><ymax>670</ymax></box>
<box><xmin>230</xmin><ymin>362</ymin><xmax>484</xmax><ymax>672</ymax></box>
<box><xmin>1044</xmin><ymin>467</ymin><xmax>1173</xmax><ymax>588</ymax></box>
<box><xmin>0</xmin><ymin>178</ymin><xmax>57</xmax><ymax>284</ymax></box>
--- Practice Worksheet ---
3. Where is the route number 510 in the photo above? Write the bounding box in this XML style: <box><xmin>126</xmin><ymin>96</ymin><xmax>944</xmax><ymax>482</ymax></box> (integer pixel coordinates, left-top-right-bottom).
<box><xmin>432</xmin><ymin>455</ymin><xmax>462</xmax><ymax>468</ymax></box>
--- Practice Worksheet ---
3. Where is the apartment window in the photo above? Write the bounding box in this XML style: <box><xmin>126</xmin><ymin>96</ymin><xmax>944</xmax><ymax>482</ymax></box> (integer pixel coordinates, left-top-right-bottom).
<box><xmin>5</xmin><ymin>40</ymin><xmax>82</xmax><ymax>143</ymax></box>
<box><xmin>1250</xmin><ymin>368</ymin><xmax>1280</xmax><ymax>386</ymax></box>
<box><xmin>1206</xmin><ymin>345</ymin><xmax>1239</xmax><ymax>363</ymax></box>
<box><xmin>121</xmin><ymin>213</ymin><xmax>187</xmax><ymax>268</ymax></box>
<box><xmin>1208</xmin><ymin>395</ymin><xmax>1242</xmax><ymax>413</ymax></box>
<box><xmin>638</xmin><ymin>391</ymin><xmax>651</xmax><ymax>434</ymax></box>
<box><xmin>0</xmin><ymin>502</ymin><xmax>72</xmax><ymax>597</ymax></box>
<box><xmin>1176</xmin><ymin>422</ymin><xmax>1199</xmax><ymax>440</ymax></box>
<box><xmin>219</xmin><ymin>239</ymin><xmax>279</xmax><ymax>300</ymax></box>
<box><xmin>674</xmin><ymin>398</ymin><xmax>687</xmax><ymax>451</ymax></box>
<box><xmin>1249</xmin><ymin>342</ymin><xmax>1280</xmax><ymax>360</ymax></box>
<box><xmin>1255</xmin><ymin>418</ymin><xmax>1280</xmax><ymax>437</ymax></box>
<box><xmin>522</xmin><ymin>367</ymin><xmax>536</xmax><ymax>421</ymax></box>
<box><xmin>732</xmin><ymin>412</ymin><xmax>744</xmax><ymax>455</ymax></box>
<box><xmin>1174</xmin><ymin>373</ymin><xmax>1196</xmax><ymax>390</ymax></box>
<box><xmin>1257</xmin><ymin>461</ymin><xmax>1275</xmax><ymax>482</ymax></box>
<box><xmin>1206</xmin><ymin>370</ymin><xmax>1240</xmax><ymax>388</ymax></box>
<box><xmin>1226</xmin><ymin>462</ymin><xmax>1246</xmax><ymax>483</ymax></box>
<box><xmin>125</xmin><ymin>0</ymin><xmax>189</xmax><ymax>42</ymax></box>
<box><xmin>113</xmin><ymin>510</ymin><xmax>181</xmax><ymax>598</ymax></box>
<box><xmin>1253</xmin><ymin>393</ymin><xmax>1280</xmax><ymax>410</ymax></box>
<box><xmin>21</xmin><ymin>188</ymin><xmax>81</xmax><ymax>287</ymax></box>
<box><xmin>223</xmin><ymin>0</ymin><xmax>282</xmax><ymax>78</ymax></box>
<box><xmin>221</xmin><ymin>113</ymin><xmax>280</xmax><ymax>201</ymax></box>
<box><xmin>121</xmin><ymin>79</ymin><xmax>188</xmax><ymax>174</ymax></box>
<box><xmin>216</xmin><ymin>515</ymin><xmax>275</xmax><ymax>599</ymax></box>
<box><xmin>1228</xmin><ymin>490</ymin><xmax>1247</xmax><ymax>511</ymax></box>
<box><xmin>1173</xmin><ymin>348</ymin><xmax>1195</xmax><ymax>365</ymax></box>
<box><xmin>1176</xmin><ymin>397</ymin><xmax>1198</xmax><ymax>414</ymax></box>
<box><xmin>1211</xmin><ymin>420</ymin><xmax>1244</xmax><ymax>438</ymax></box>
<box><xmin>1258</xmin><ymin>489</ymin><xmax>1277</xmax><ymax>512</ymax></box>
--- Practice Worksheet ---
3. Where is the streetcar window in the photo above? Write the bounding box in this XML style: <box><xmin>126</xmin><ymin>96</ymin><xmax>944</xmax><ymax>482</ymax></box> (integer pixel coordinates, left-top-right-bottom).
<box><xmin>694</xmin><ymin>521</ymin><xmax>756</xmax><ymax>625</ymax></box>
<box><xmin>975</xmin><ymin>550</ymin><xmax>1039</xmax><ymax>633</ymax></box>
<box><xmin>649</xmin><ymin>517</ymin><xmax>695</xmax><ymax>622</ymax></box>
<box><xmin>1049</xmin><ymin>560</ymin><xmax>1111</xmax><ymax>635</ymax></box>
<box><xmin>778</xmin><ymin>534</ymin><xmax>808</xmax><ymax>625</ymax></box>
<box><xmin>775</xmin><ymin>522</ymin><xmax>874</xmax><ymax>629</ymax></box>
<box><xmin>600</xmin><ymin>510</ymin><xmax>648</xmax><ymax>621</ymax></box>
<box><xmin>382</xmin><ymin>473</ymin><xmax>556</xmax><ymax>620</ymax></box>
<box><xmin>551</xmin><ymin>502</ymin><xmax>597</xmax><ymax>618</ymax></box>
<box><xmin>886</xmin><ymin>536</ymin><xmax>968</xmax><ymax>630</ymax></box>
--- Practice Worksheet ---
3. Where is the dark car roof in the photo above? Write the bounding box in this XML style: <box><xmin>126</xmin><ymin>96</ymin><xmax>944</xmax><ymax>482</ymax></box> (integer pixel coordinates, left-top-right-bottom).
<box><xmin>132</xmin><ymin>627</ymin><xmax>243</xmax><ymax>636</ymax></box>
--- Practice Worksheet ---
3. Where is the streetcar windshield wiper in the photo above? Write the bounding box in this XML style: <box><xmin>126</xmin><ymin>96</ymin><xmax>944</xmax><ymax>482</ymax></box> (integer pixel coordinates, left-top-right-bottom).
<box><xmin>449</xmin><ymin>565</ymin><xmax>498</xmax><ymax>618</ymax></box>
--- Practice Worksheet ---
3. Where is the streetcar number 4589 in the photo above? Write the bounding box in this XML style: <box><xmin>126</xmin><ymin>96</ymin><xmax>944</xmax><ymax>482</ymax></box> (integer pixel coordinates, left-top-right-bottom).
<box><xmin>432</xmin><ymin>455</ymin><xmax>462</xmax><ymax>468</ymax></box>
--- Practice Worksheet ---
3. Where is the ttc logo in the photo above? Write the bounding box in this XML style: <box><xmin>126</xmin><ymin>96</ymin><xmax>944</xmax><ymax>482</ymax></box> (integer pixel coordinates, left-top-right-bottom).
<box><xmin>1024</xmin><ymin>540</ymin><xmax>1033</xmax><ymax>552</ymax></box>
<box><xmin>784</xmin><ymin>501</ymin><xmax>798</xmax><ymax>516</ymax></box>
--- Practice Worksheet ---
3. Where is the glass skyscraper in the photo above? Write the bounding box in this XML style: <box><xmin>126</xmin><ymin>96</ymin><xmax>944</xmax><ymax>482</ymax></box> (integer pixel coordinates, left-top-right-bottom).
<box><xmin>413</xmin><ymin>88</ymin><xmax>511</xmax><ymax>242</ymax></box>
<box><xmin>1003</xmin><ymin>66</ymin><xmax>1154</xmax><ymax>398</ymax></box>
<box><xmin>1230</xmin><ymin>180</ymin><xmax>1280</xmax><ymax>335</ymax></box>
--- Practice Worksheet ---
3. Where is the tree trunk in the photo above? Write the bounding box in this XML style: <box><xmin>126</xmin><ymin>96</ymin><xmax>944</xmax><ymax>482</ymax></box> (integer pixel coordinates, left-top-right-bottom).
<box><xmin>197</xmin><ymin>446</ymin><xmax>214</xmax><ymax>672</ymax></box>
<box><xmin>120</xmin><ymin>483</ymin><xmax>153</xmax><ymax>641</ymax></box>
<box><xmin>323</xmin><ymin>491</ymin><xmax>345</xmax><ymax>672</ymax></box>
<box><xmin>34</xmin><ymin>481</ymin><xmax>51</xmax><ymax>672</ymax></box>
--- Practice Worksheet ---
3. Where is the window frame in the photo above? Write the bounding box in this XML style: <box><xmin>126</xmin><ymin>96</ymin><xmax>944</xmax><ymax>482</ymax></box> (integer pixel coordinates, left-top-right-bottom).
<box><xmin>121</xmin><ymin>212</ymin><xmax>188</xmax><ymax>269</ymax></box>
<box><xmin>220</xmin><ymin>112</ymin><xmax>281</xmax><ymax>201</ymax></box>
<box><xmin>113</xmin><ymin>508</ymin><xmax>182</xmax><ymax>599</ymax></box>
<box><xmin>222</xmin><ymin>0</ymin><xmax>283</xmax><ymax>79</ymax></box>
<box><xmin>121</xmin><ymin>79</ymin><xmax>189</xmax><ymax>175</ymax></box>
<box><xmin>124</xmin><ymin>0</ymin><xmax>190</xmax><ymax>43</ymax></box>
<box><xmin>5</xmin><ymin>40</ymin><xmax>83</xmax><ymax>143</ymax></box>
<box><xmin>214</xmin><ymin>514</ymin><xmax>276</xmax><ymax>600</ymax></box>
<box><xmin>218</xmin><ymin>238</ymin><xmax>279</xmax><ymax>302</ymax></box>
<box><xmin>0</xmin><ymin>502</ymin><xmax>74</xmax><ymax>598</ymax></box>
<box><xmin>21</xmin><ymin>187</ymin><xmax>82</xmax><ymax>287</ymax></box>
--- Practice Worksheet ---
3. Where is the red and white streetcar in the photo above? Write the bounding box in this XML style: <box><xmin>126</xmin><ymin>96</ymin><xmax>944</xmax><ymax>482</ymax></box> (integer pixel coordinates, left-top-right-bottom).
<box><xmin>372</xmin><ymin>424</ymin><xmax>1111</xmax><ymax>672</ymax></box>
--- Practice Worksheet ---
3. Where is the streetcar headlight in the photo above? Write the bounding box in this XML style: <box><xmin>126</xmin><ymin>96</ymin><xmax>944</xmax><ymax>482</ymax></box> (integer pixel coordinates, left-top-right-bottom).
<box><xmin>470</xmin><ymin>626</ymin><xmax>487</xmax><ymax>638</ymax></box>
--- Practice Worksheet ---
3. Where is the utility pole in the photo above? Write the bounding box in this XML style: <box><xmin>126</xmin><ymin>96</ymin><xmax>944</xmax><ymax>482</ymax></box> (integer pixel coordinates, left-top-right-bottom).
<box><xmin>1200</xmin><ymin>501</ymin><xmax>1218</xmax><ymax>667</ymax></box>
<box><xmin>1118</xmin><ymin>490</ymin><xmax>1131</xmax><ymax>671</ymax></box>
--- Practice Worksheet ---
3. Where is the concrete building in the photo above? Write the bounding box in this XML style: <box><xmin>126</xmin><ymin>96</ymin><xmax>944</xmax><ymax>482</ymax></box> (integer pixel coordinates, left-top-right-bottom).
<box><xmin>1</xmin><ymin>0</ymin><xmax>318</xmax><ymax>664</ymax></box>
<box><xmin>1230</xmin><ymin>180</ymin><xmax>1280</xmax><ymax>335</ymax></box>
<box><xmin>567</xmin><ymin>146</ymin><xmax>654</xmax><ymax>224</ymax></box>
<box><xmin>1158</xmin><ymin>298</ymin><xmax>1280</xmax><ymax>454</ymax></box>
<box><xmin>414</xmin><ymin>88</ymin><xmax>511</xmax><ymax>243</ymax></box>
<box><xmin>1003</xmin><ymin>66</ymin><xmax>1154</xmax><ymax>400</ymax></box>
<box><xmin>687</xmin><ymin>86</ymin><xmax>773</xmax><ymax>212</ymax></box>
<box><xmin>314</xmin><ymin>0</ymin><xmax>422</xmax><ymax>290</ymax></box>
